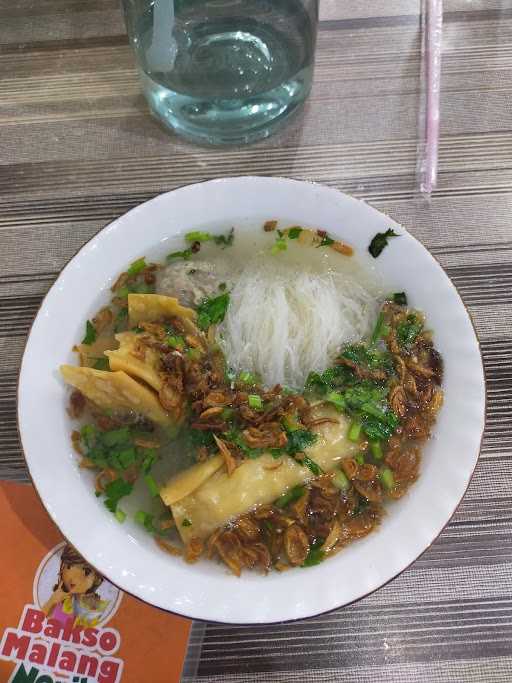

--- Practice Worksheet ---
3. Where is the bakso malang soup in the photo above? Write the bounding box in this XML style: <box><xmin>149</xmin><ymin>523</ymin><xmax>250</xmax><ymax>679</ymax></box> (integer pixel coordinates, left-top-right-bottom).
<box><xmin>61</xmin><ymin>224</ymin><xmax>443</xmax><ymax>575</ymax></box>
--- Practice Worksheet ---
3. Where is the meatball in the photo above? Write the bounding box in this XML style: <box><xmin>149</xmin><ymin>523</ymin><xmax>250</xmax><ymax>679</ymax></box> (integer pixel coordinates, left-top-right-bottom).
<box><xmin>157</xmin><ymin>261</ymin><xmax>230</xmax><ymax>307</ymax></box>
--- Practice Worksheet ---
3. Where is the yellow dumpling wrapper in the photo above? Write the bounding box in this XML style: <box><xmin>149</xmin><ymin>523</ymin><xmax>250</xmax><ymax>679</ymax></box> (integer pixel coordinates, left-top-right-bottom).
<box><xmin>128</xmin><ymin>293</ymin><xmax>196</xmax><ymax>326</ymax></box>
<box><xmin>77</xmin><ymin>336</ymin><xmax>118</xmax><ymax>368</ymax></box>
<box><xmin>171</xmin><ymin>406</ymin><xmax>359</xmax><ymax>542</ymax></box>
<box><xmin>105</xmin><ymin>332</ymin><xmax>163</xmax><ymax>391</ymax></box>
<box><xmin>60</xmin><ymin>365</ymin><xmax>172</xmax><ymax>426</ymax></box>
<box><xmin>160</xmin><ymin>455</ymin><xmax>224</xmax><ymax>506</ymax></box>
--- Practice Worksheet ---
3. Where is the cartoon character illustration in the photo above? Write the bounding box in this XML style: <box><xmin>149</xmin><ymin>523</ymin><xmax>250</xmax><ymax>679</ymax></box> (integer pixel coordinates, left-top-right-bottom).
<box><xmin>41</xmin><ymin>544</ymin><xmax>110</xmax><ymax>627</ymax></box>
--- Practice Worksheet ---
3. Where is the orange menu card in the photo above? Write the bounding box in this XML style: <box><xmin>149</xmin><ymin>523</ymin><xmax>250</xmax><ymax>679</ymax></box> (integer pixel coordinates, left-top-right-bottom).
<box><xmin>0</xmin><ymin>482</ymin><xmax>192</xmax><ymax>683</ymax></box>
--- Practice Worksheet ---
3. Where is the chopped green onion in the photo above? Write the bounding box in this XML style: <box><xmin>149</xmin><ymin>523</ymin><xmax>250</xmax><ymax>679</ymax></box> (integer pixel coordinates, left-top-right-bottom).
<box><xmin>397</xmin><ymin>314</ymin><xmax>423</xmax><ymax>347</ymax></box>
<box><xmin>284</xmin><ymin>428</ymin><xmax>317</xmax><ymax>455</ymax></box>
<box><xmin>141</xmin><ymin>448</ymin><xmax>158</xmax><ymax>473</ymax></box>
<box><xmin>144</xmin><ymin>473</ymin><xmax>159</xmax><ymax>497</ymax></box>
<box><xmin>196</xmin><ymin>292</ymin><xmax>230</xmax><ymax>330</ymax></box>
<box><xmin>185</xmin><ymin>231</ymin><xmax>212</xmax><ymax>242</ymax></box>
<box><xmin>326</xmin><ymin>391</ymin><xmax>346</xmax><ymax>411</ymax></box>
<box><xmin>115</xmin><ymin>508</ymin><xmax>126</xmax><ymax>523</ymax></box>
<box><xmin>114</xmin><ymin>306</ymin><xmax>128</xmax><ymax>331</ymax></box>
<box><xmin>393</xmin><ymin>292</ymin><xmax>407</xmax><ymax>306</ymax></box>
<box><xmin>361</xmin><ymin>402</ymin><xmax>389</xmax><ymax>421</ymax></box>
<box><xmin>368</xmin><ymin>229</ymin><xmax>399</xmax><ymax>258</ymax></box>
<box><xmin>354</xmin><ymin>452</ymin><xmax>365</xmax><ymax>466</ymax></box>
<box><xmin>282</xmin><ymin>415</ymin><xmax>300</xmax><ymax>432</ymax></box>
<box><xmin>302</xmin><ymin>539</ymin><xmax>325</xmax><ymax>567</ymax></box>
<box><xmin>182</xmin><ymin>518</ymin><xmax>192</xmax><ymax>527</ymax></box>
<box><xmin>248</xmin><ymin>394</ymin><xmax>263</xmax><ymax>410</ymax></box>
<box><xmin>115</xmin><ymin>285</ymin><xmax>130</xmax><ymax>298</ymax></box>
<box><xmin>370</xmin><ymin>312</ymin><xmax>386</xmax><ymax>345</ymax></box>
<box><xmin>213</xmin><ymin>229</ymin><xmax>234</xmax><ymax>247</ymax></box>
<box><xmin>82</xmin><ymin>320</ymin><xmax>97</xmax><ymax>345</ymax></box>
<box><xmin>135</xmin><ymin>510</ymin><xmax>149</xmax><ymax>525</ymax></box>
<box><xmin>275</xmin><ymin>484</ymin><xmax>306</xmax><ymax>509</ymax></box>
<box><xmin>221</xmin><ymin>407</ymin><xmax>235</xmax><ymax>420</ymax></box>
<box><xmin>271</xmin><ymin>237</ymin><xmax>287</xmax><ymax>254</ymax></box>
<box><xmin>93</xmin><ymin>357</ymin><xmax>109</xmax><ymax>371</ymax></box>
<box><xmin>166</xmin><ymin>335</ymin><xmax>185</xmax><ymax>350</ymax></box>
<box><xmin>80</xmin><ymin>424</ymin><xmax>97</xmax><ymax>448</ymax></box>
<box><xmin>102</xmin><ymin>427</ymin><xmax>130</xmax><ymax>447</ymax></box>
<box><xmin>288</xmin><ymin>227</ymin><xmax>302</xmax><ymax>239</ymax></box>
<box><xmin>379</xmin><ymin>467</ymin><xmax>395</xmax><ymax>490</ymax></box>
<box><xmin>117</xmin><ymin>447</ymin><xmax>136</xmax><ymax>468</ymax></box>
<box><xmin>103</xmin><ymin>479</ymin><xmax>133</xmax><ymax>513</ymax></box>
<box><xmin>127</xmin><ymin>257</ymin><xmax>147</xmax><ymax>277</ymax></box>
<box><xmin>302</xmin><ymin>456</ymin><xmax>323</xmax><ymax>476</ymax></box>
<box><xmin>167</xmin><ymin>248</ymin><xmax>193</xmax><ymax>262</ymax></box>
<box><xmin>370</xmin><ymin>440</ymin><xmax>383</xmax><ymax>460</ymax></box>
<box><xmin>238</xmin><ymin>371</ymin><xmax>257</xmax><ymax>385</ymax></box>
<box><xmin>317</xmin><ymin>235</ymin><xmax>334</xmax><ymax>248</ymax></box>
<box><xmin>186</xmin><ymin>348</ymin><xmax>201</xmax><ymax>361</ymax></box>
<box><xmin>348</xmin><ymin>420</ymin><xmax>362</xmax><ymax>442</ymax></box>
<box><xmin>332</xmin><ymin>470</ymin><xmax>350</xmax><ymax>491</ymax></box>
<box><xmin>131</xmin><ymin>282</ymin><xmax>154</xmax><ymax>295</ymax></box>
<box><xmin>134</xmin><ymin>510</ymin><xmax>156</xmax><ymax>532</ymax></box>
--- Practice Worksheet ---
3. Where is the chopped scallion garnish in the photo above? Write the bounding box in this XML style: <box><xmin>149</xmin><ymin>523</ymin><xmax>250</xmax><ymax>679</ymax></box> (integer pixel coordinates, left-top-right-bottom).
<box><xmin>368</xmin><ymin>229</ymin><xmax>399</xmax><ymax>258</ymax></box>
<box><xmin>144</xmin><ymin>473</ymin><xmax>159</xmax><ymax>497</ymax></box>
<box><xmin>379</xmin><ymin>467</ymin><xmax>395</xmax><ymax>490</ymax></box>
<box><xmin>93</xmin><ymin>357</ymin><xmax>109</xmax><ymax>371</ymax></box>
<box><xmin>288</xmin><ymin>226</ymin><xmax>303</xmax><ymax>239</ymax></box>
<box><xmin>271</xmin><ymin>236</ymin><xmax>287</xmax><ymax>254</ymax></box>
<box><xmin>115</xmin><ymin>508</ymin><xmax>127</xmax><ymax>523</ymax></box>
<box><xmin>317</xmin><ymin>235</ymin><xmax>334</xmax><ymax>248</ymax></box>
<box><xmin>332</xmin><ymin>470</ymin><xmax>350</xmax><ymax>491</ymax></box>
<box><xmin>197</xmin><ymin>292</ymin><xmax>230</xmax><ymax>330</ymax></box>
<box><xmin>167</xmin><ymin>248</ymin><xmax>193</xmax><ymax>262</ymax></box>
<box><xmin>354</xmin><ymin>452</ymin><xmax>365</xmax><ymax>465</ymax></box>
<box><xmin>326</xmin><ymin>391</ymin><xmax>346</xmax><ymax>411</ymax></box>
<box><xmin>127</xmin><ymin>257</ymin><xmax>147</xmax><ymax>277</ymax></box>
<box><xmin>370</xmin><ymin>440</ymin><xmax>383</xmax><ymax>460</ymax></box>
<box><xmin>248</xmin><ymin>394</ymin><xmax>263</xmax><ymax>410</ymax></box>
<box><xmin>347</xmin><ymin>420</ymin><xmax>362</xmax><ymax>442</ymax></box>
<box><xmin>185</xmin><ymin>231</ymin><xmax>212</xmax><ymax>242</ymax></box>
<box><xmin>392</xmin><ymin>292</ymin><xmax>407</xmax><ymax>306</ymax></box>
<box><xmin>166</xmin><ymin>335</ymin><xmax>185</xmax><ymax>350</ymax></box>
<box><xmin>82</xmin><ymin>320</ymin><xmax>97</xmax><ymax>345</ymax></box>
<box><xmin>238</xmin><ymin>371</ymin><xmax>257</xmax><ymax>385</ymax></box>
<box><xmin>302</xmin><ymin>456</ymin><xmax>323</xmax><ymax>476</ymax></box>
<box><xmin>275</xmin><ymin>484</ymin><xmax>306</xmax><ymax>509</ymax></box>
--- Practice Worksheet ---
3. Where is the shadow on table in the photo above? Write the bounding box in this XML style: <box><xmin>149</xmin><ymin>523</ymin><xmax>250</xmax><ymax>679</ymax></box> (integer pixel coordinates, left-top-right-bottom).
<box><xmin>3</xmin><ymin>481</ymin><xmax>61</xmax><ymax>551</ymax></box>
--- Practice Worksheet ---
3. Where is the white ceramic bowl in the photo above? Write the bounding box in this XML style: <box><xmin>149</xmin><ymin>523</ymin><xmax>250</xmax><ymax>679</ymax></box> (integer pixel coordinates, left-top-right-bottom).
<box><xmin>18</xmin><ymin>177</ymin><xmax>485</xmax><ymax>624</ymax></box>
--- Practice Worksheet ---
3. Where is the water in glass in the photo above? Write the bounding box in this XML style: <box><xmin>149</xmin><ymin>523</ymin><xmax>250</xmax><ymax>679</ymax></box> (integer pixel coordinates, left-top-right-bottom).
<box><xmin>123</xmin><ymin>0</ymin><xmax>318</xmax><ymax>144</ymax></box>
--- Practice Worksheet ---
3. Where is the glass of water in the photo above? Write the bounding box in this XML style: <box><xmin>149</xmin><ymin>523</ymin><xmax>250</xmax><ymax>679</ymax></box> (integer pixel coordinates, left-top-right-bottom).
<box><xmin>122</xmin><ymin>0</ymin><xmax>318</xmax><ymax>145</ymax></box>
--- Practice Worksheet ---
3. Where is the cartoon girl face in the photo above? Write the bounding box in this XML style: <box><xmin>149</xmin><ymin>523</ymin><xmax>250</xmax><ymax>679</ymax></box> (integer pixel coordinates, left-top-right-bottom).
<box><xmin>61</xmin><ymin>562</ymin><xmax>97</xmax><ymax>595</ymax></box>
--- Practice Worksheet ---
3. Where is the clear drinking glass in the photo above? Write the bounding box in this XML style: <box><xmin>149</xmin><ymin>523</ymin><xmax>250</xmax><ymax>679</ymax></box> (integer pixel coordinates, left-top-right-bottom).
<box><xmin>122</xmin><ymin>0</ymin><xmax>318</xmax><ymax>145</ymax></box>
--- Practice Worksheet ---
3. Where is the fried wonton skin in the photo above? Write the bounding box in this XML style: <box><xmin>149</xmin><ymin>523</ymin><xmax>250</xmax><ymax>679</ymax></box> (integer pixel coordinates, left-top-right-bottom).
<box><xmin>105</xmin><ymin>332</ymin><xmax>163</xmax><ymax>391</ymax></box>
<box><xmin>160</xmin><ymin>455</ymin><xmax>224</xmax><ymax>507</ymax></box>
<box><xmin>128</xmin><ymin>293</ymin><xmax>196</xmax><ymax>326</ymax></box>
<box><xmin>60</xmin><ymin>365</ymin><xmax>172</xmax><ymax>426</ymax></box>
<box><xmin>169</xmin><ymin>407</ymin><xmax>358</xmax><ymax>542</ymax></box>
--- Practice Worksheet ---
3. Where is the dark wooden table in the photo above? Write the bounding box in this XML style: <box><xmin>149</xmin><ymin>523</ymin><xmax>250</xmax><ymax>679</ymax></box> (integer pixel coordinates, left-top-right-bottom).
<box><xmin>2</xmin><ymin>1</ymin><xmax>512</xmax><ymax>681</ymax></box>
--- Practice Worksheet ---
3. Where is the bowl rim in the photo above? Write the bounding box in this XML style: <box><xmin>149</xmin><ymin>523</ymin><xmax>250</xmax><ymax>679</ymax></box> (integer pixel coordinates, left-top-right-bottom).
<box><xmin>16</xmin><ymin>176</ymin><xmax>486</xmax><ymax>625</ymax></box>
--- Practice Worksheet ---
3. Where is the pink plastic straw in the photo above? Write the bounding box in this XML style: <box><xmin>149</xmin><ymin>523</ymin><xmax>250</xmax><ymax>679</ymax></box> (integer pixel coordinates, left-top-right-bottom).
<box><xmin>417</xmin><ymin>0</ymin><xmax>443</xmax><ymax>196</ymax></box>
